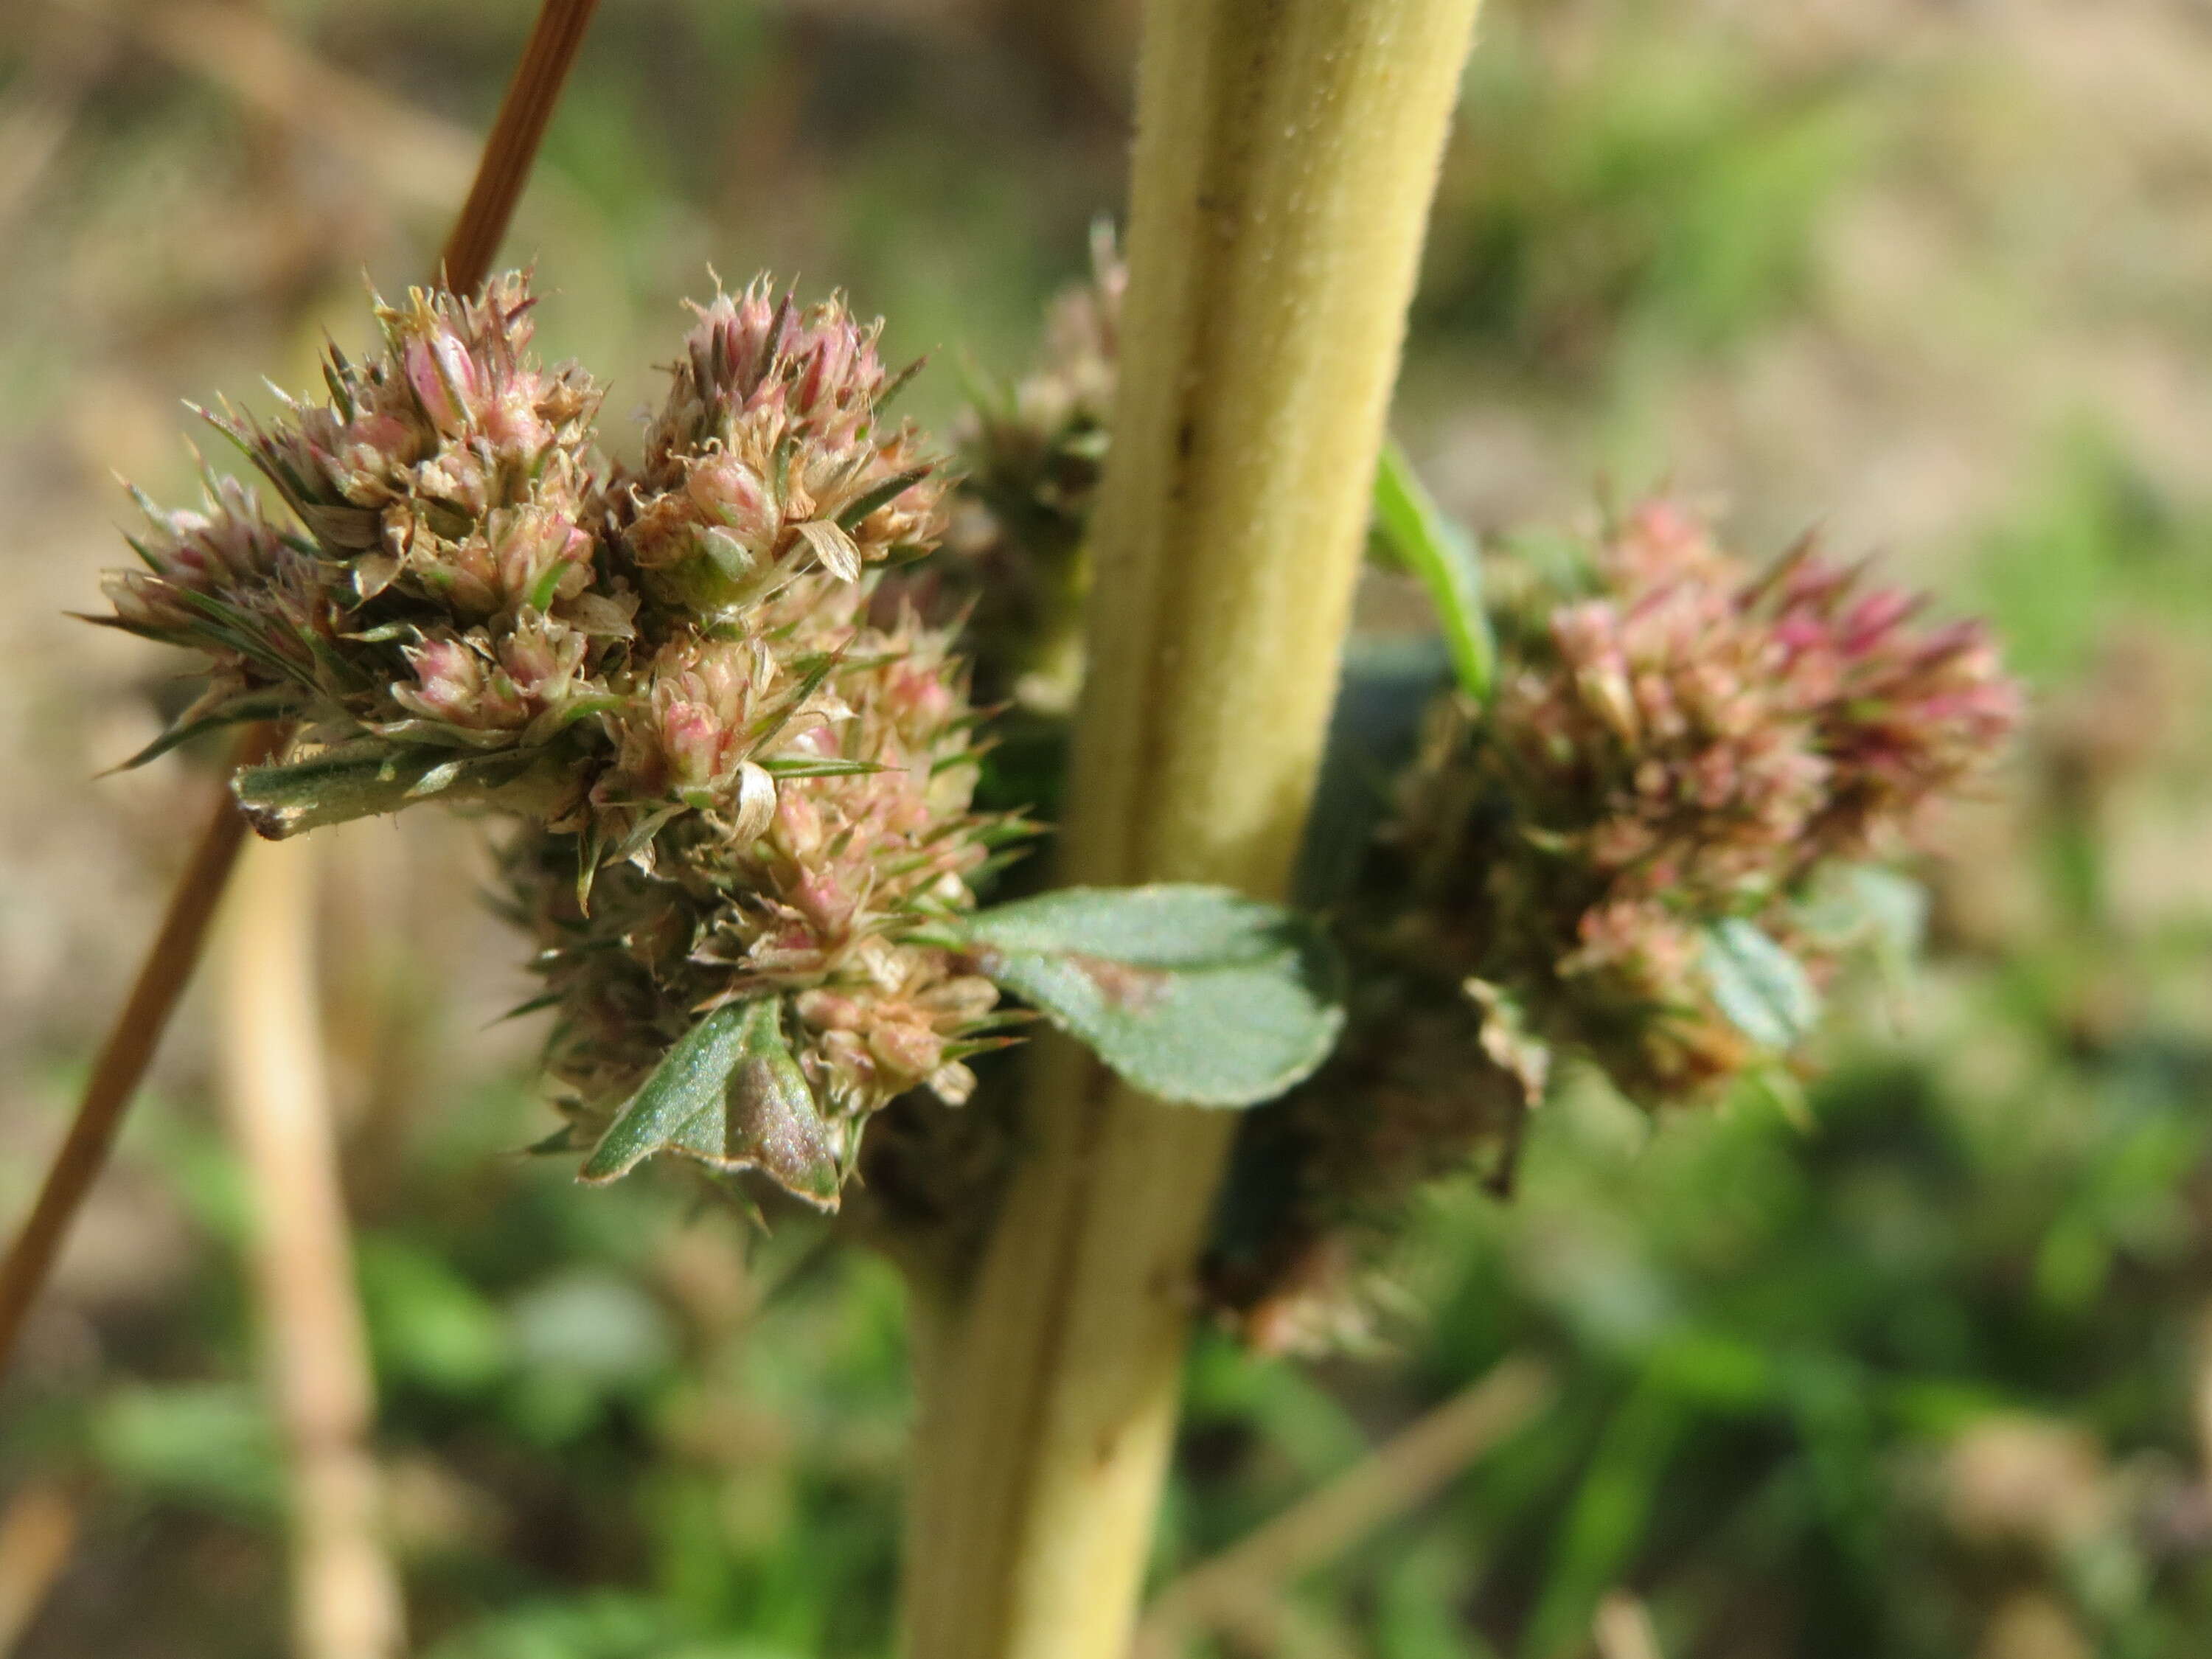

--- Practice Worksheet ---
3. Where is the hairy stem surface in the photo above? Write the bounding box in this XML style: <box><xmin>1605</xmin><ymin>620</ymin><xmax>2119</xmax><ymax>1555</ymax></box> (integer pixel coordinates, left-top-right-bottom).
<box><xmin>900</xmin><ymin>4</ymin><xmax>1482</xmax><ymax>1656</ymax></box>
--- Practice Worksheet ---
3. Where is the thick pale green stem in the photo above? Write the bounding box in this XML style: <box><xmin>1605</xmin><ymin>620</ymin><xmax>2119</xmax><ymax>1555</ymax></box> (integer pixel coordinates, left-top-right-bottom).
<box><xmin>901</xmin><ymin>4</ymin><xmax>1481</xmax><ymax>1657</ymax></box>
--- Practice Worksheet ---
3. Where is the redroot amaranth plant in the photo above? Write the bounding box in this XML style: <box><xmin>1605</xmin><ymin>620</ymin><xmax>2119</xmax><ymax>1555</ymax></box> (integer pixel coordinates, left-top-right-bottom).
<box><xmin>78</xmin><ymin>4</ymin><xmax>2018</xmax><ymax>1652</ymax></box>
<box><xmin>93</xmin><ymin>262</ymin><xmax>2015</xmax><ymax>1652</ymax></box>
<box><xmin>952</xmin><ymin>285</ymin><xmax>2019</xmax><ymax>1352</ymax></box>
<box><xmin>98</xmin><ymin>274</ymin><xmax>1339</xmax><ymax>1214</ymax></box>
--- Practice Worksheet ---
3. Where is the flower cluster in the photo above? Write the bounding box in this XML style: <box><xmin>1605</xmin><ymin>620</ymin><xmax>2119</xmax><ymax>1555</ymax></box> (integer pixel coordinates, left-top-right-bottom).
<box><xmin>1378</xmin><ymin>499</ymin><xmax>2017</xmax><ymax>1104</ymax></box>
<box><xmin>611</xmin><ymin>279</ymin><xmax>945</xmax><ymax>619</ymax></box>
<box><xmin>1208</xmin><ymin>500</ymin><xmax>2020</xmax><ymax>1348</ymax></box>
<box><xmin>99</xmin><ymin>273</ymin><xmax>1008</xmax><ymax>1208</ymax></box>
<box><xmin>512</xmin><ymin>602</ymin><xmax>1008</xmax><ymax>1135</ymax></box>
<box><xmin>104</xmin><ymin>276</ymin><xmax>621</xmax><ymax>770</ymax></box>
<box><xmin>935</xmin><ymin>223</ymin><xmax>1124</xmax><ymax>710</ymax></box>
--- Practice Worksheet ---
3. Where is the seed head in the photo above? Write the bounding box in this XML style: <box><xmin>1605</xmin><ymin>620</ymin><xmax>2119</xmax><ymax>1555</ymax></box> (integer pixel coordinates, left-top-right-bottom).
<box><xmin>1382</xmin><ymin>500</ymin><xmax>2019</xmax><ymax>1107</ymax></box>
<box><xmin>96</xmin><ymin>271</ymin><xmax>1015</xmax><ymax>1212</ymax></box>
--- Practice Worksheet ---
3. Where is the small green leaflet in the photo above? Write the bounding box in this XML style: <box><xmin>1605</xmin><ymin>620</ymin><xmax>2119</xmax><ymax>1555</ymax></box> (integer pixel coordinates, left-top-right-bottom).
<box><xmin>1700</xmin><ymin>919</ymin><xmax>1820</xmax><ymax>1051</ymax></box>
<box><xmin>1798</xmin><ymin>865</ymin><xmax>1927</xmax><ymax>989</ymax></box>
<box><xmin>956</xmin><ymin>885</ymin><xmax>1345</xmax><ymax>1107</ymax></box>
<box><xmin>1295</xmin><ymin>634</ymin><xmax>1452</xmax><ymax>906</ymax></box>
<box><xmin>578</xmin><ymin>999</ymin><xmax>841</xmax><ymax>1208</ymax></box>
<box><xmin>1371</xmin><ymin>437</ymin><xmax>1495</xmax><ymax>700</ymax></box>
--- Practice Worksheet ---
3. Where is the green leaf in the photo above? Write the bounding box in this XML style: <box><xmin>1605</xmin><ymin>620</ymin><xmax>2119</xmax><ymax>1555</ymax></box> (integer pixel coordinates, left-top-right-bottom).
<box><xmin>232</xmin><ymin>741</ymin><xmax>448</xmax><ymax>837</ymax></box>
<box><xmin>579</xmin><ymin>1000</ymin><xmax>841</xmax><ymax>1208</ymax></box>
<box><xmin>957</xmin><ymin>885</ymin><xmax>1345</xmax><ymax>1107</ymax></box>
<box><xmin>1371</xmin><ymin>437</ymin><xmax>1495</xmax><ymax>700</ymax></box>
<box><xmin>1294</xmin><ymin>634</ymin><xmax>1451</xmax><ymax>905</ymax></box>
<box><xmin>1701</xmin><ymin>918</ymin><xmax>1820</xmax><ymax>1051</ymax></box>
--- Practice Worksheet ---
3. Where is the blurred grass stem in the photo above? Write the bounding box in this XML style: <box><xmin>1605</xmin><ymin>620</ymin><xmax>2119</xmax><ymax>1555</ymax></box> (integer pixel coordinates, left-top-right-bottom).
<box><xmin>0</xmin><ymin>10</ymin><xmax>112</xmax><ymax>239</ymax></box>
<box><xmin>220</xmin><ymin>837</ymin><xmax>403</xmax><ymax>1659</ymax></box>
<box><xmin>0</xmin><ymin>721</ymin><xmax>279</xmax><ymax>1374</ymax></box>
<box><xmin>0</xmin><ymin>0</ymin><xmax>601</xmax><ymax>1383</ymax></box>
<box><xmin>1593</xmin><ymin>1591</ymin><xmax>1668</xmax><ymax>1659</ymax></box>
<box><xmin>897</xmin><ymin>4</ymin><xmax>1481</xmax><ymax>1656</ymax></box>
<box><xmin>0</xmin><ymin>1482</ymin><xmax>78</xmax><ymax>1658</ymax></box>
<box><xmin>1132</xmin><ymin>1355</ymin><xmax>1554</xmax><ymax>1658</ymax></box>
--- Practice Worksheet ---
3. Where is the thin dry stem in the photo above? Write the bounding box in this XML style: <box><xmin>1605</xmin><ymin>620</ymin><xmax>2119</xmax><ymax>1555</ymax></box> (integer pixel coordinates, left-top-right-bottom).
<box><xmin>0</xmin><ymin>0</ymin><xmax>601</xmax><ymax>1382</ymax></box>
<box><xmin>0</xmin><ymin>1481</ymin><xmax>78</xmax><ymax>1658</ymax></box>
<box><xmin>0</xmin><ymin>723</ymin><xmax>280</xmax><ymax>1371</ymax></box>
<box><xmin>220</xmin><ymin>837</ymin><xmax>404</xmax><ymax>1659</ymax></box>
<box><xmin>439</xmin><ymin>0</ymin><xmax>602</xmax><ymax>295</ymax></box>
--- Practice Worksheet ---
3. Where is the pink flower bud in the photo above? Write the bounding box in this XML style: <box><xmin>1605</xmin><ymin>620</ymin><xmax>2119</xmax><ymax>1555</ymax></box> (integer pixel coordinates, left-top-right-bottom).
<box><xmin>399</xmin><ymin>637</ymin><xmax>487</xmax><ymax>724</ymax></box>
<box><xmin>481</xmin><ymin>389</ymin><xmax>554</xmax><ymax>453</ymax></box>
<box><xmin>405</xmin><ymin>333</ymin><xmax>477</xmax><ymax>435</ymax></box>
<box><xmin>866</xmin><ymin>1018</ymin><xmax>944</xmax><ymax>1081</ymax></box>
<box><xmin>793</xmin><ymin>324</ymin><xmax>856</xmax><ymax>417</ymax></box>
<box><xmin>686</xmin><ymin>453</ymin><xmax>780</xmax><ymax>549</ymax></box>
<box><xmin>796</xmin><ymin>990</ymin><xmax>866</xmax><ymax>1032</ymax></box>
<box><xmin>774</xmin><ymin>793</ymin><xmax>824</xmax><ymax>857</ymax></box>
<box><xmin>660</xmin><ymin>705</ymin><xmax>723</xmax><ymax>787</ymax></box>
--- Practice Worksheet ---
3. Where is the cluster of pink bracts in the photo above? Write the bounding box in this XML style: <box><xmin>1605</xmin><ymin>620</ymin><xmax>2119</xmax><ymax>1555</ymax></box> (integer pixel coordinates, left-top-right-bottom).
<box><xmin>1447</xmin><ymin>499</ymin><xmax>2020</xmax><ymax>1102</ymax></box>
<box><xmin>1200</xmin><ymin>499</ymin><xmax>2018</xmax><ymax>1349</ymax></box>
<box><xmin>101</xmin><ymin>274</ymin><xmax>1012</xmax><ymax>1180</ymax></box>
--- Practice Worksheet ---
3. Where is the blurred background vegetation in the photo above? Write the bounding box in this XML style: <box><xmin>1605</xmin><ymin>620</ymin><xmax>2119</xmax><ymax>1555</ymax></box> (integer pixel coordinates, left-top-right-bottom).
<box><xmin>4</xmin><ymin>1</ymin><xmax>2212</xmax><ymax>1655</ymax></box>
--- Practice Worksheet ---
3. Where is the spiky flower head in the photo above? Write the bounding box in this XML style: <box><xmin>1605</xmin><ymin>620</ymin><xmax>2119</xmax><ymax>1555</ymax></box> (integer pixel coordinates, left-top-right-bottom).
<box><xmin>105</xmin><ymin>471</ymin><xmax>327</xmax><ymax>693</ymax></box>
<box><xmin>223</xmin><ymin>276</ymin><xmax>605</xmax><ymax>613</ymax></box>
<box><xmin>611</xmin><ymin>278</ymin><xmax>947</xmax><ymax>619</ymax></box>
<box><xmin>936</xmin><ymin>223</ymin><xmax>1125</xmax><ymax>709</ymax></box>
<box><xmin>1208</xmin><ymin>498</ymin><xmax>2020</xmax><ymax>1349</ymax></box>
<box><xmin>96</xmin><ymin>273</ymin><xmax>1013</xmax><ymax>1213</ymax></box>
<box><xmin>518</xmin><ymin>591</ymin><xmax>1010</xmax><ymax>1148</ymax></box>
<box><xmin>96</xmin><ymin>274</ymin><xmax>624</xmax><ymax>790</ymax></box>
<box><xmin>1385</xmin><ymin>498</ymin><xmax>2020</xmax><ymax>1104</ymax></box>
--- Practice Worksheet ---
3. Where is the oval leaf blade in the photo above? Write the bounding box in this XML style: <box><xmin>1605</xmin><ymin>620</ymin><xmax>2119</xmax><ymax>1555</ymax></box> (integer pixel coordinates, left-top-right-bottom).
<box><xmin>1701</xmin><ymin>918</ymin><xmax>1820</xmax><ymax>1051</ymax></box>
<box><xmin>959</xmin><ymin>885</ymin><xmax>1346</xmax><ymax>1107</ymax></box>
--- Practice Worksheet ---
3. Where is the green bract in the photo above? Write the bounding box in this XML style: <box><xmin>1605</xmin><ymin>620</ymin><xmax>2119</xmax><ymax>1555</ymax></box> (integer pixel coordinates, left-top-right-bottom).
<box><xmin>580</xmin><ymin>1001</ymin><xmax>840</xmax><ymax>1206</ymax></box>
<box><xmin>1371</xmin><ymin>437</ymin><xmax>1494</xmax><ymax>700</ymax></box>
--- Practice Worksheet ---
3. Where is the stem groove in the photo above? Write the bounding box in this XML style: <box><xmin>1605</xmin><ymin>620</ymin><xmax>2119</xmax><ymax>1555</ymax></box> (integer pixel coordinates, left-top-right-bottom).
<box><xmin>900</xmin><ymin>5</ymin><xmax>1482</xmax><ymax>1656</ymax></box>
